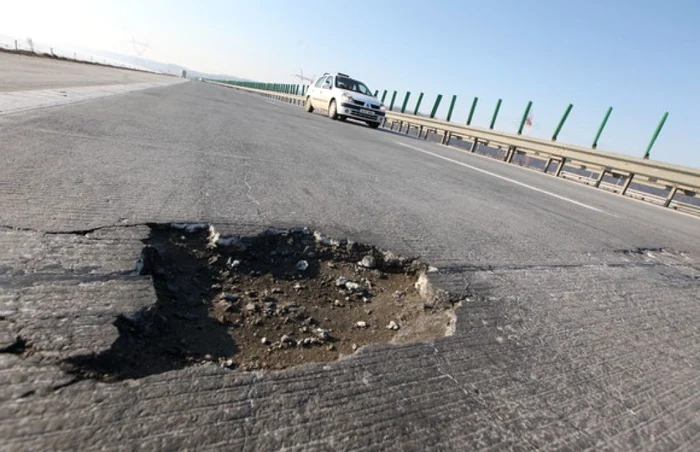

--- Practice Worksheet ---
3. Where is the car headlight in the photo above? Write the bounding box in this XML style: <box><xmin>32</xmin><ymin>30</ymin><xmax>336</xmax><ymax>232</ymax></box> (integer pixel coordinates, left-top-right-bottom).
<box><xmin>341</xmin><ymin>93</ymin><xmax>354</xmax><ymax>102</ymax></box>
<box><xmin>379</xmin><ymin>104</ymin><xmax>386</xmax><ymax>111</ymax></box>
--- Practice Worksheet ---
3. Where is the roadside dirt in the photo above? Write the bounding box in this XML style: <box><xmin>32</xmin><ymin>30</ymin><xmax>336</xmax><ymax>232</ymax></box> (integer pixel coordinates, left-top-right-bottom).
<box><xmin>64</xmin><ymin>224</ymin><xmax>461</xmax><ymax>379</ymax></box>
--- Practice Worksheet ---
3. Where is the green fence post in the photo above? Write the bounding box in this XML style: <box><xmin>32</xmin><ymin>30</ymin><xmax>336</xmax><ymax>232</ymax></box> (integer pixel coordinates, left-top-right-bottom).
<box><xmin>490</xmin><ymin>99</ymin><xmax>502</xmax><ymax>129</ymax></box>
<box><xmin>592</xmin><ymin>107</ymin><xmax>613</xmax><ymax>149</ymax></box>
<box><xmin>517</xmin><ymin>101</ymin><xmax>533</xmax><ymax>135</ymax></box>
<box><xmin>381</xmin><ymin>90</ymin><xmax>388</xmax><ymax>103</ymax></box>
<box><xmin>446</xmin><ymin>95</ymin><xmax>457</xmax><ymax>122</ymax></box>
<box><xmin>430</xmin><ymin>94</ymin><xmax>443</xmax><ymax>119</ymax></box>
<box><xmin>389</xmin><ymin>90</ymin><xmax>397</xmax><ymax>111</ymax></box>
<box><xmin>374</xmin><ymin>90</ymin><xmax>379</xmax><ymax>97</ymax></box>
<box><xmin>552</xmin><ymin>103</ymin><xmax>574</xmax><ymax>141</ymax></box>
<box><xmin>643</xmin><ymin>112</ymin><xmax>669</xmax><ymax>160</ymax></box>
<box><xmin>401</xmin><ymin>91</ymin><xmax>411</xmax><ymax>113</ymax></box>
<box><xmin>414</xmin><ymin>92</ymin><xmax>424</xmax><ymax>115</ymax></box>
<box><xmin>467</xmin><ymin>97</ymin><xmax>478</xmax><ymax>125</ymax></box>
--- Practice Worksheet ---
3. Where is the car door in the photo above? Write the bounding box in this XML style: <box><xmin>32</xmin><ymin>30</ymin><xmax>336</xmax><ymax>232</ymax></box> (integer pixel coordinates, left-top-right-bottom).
<box><xmin>316</xmin><ymin>76</ymin><xmax>333</xmax><ymax>108</ymax></box>
<box><xmin>309</xmin><ymin>76</ymin><xmax>324</xmax><ymax>105</ymax></box>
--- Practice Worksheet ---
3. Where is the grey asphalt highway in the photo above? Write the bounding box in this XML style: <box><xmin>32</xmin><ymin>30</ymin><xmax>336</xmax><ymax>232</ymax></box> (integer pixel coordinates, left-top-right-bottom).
<box><xmin>1</xmin><ymin>79</ymin><xmax>698</xmax><ymax>451</ymax></box>
<box><xmin>0</xmin><ymin>51</ymin><xmax>172</xmax><ymax>92</ymax></box>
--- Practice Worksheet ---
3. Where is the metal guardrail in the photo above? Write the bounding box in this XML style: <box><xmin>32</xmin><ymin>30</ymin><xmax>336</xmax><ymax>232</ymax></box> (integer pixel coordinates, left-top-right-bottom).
<box><xmin>210</xmin><ymin>81</ymin><xmax>700</xmax><ymax>215</ymax></box>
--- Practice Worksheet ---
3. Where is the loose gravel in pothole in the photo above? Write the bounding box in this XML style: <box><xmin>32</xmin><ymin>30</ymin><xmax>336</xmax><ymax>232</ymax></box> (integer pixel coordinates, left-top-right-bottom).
<box><xmin>66</xmin><ymin>224</ymin><xmax>462</xmax><ymax>379</ymax></box>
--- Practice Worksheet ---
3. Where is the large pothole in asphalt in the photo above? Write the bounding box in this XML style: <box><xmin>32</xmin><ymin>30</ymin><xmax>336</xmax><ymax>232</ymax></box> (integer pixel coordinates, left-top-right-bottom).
<box><xmin>64</xmin><ymin>224</ymin><xmax>463</xmax><ymax>380</ymax></box>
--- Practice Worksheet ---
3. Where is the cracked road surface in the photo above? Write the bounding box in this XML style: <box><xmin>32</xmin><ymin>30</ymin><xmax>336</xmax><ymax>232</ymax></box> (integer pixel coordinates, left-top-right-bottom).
<box><xmin>1</xmin><ymin>79</ymin><xmax>699</xmax><ymax>451</ymax></box>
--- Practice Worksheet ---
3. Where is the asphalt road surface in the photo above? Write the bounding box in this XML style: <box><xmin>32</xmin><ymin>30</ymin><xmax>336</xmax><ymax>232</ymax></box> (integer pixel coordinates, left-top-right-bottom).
<box><xmin>1</xmin><ymin>76</ymin><xmax>698</xmax><ymax>450</ymax></box>
<box><xmin>0</xmin><ymin>51</ymin><xmax>173</xmax><ymax>92</ymax></box>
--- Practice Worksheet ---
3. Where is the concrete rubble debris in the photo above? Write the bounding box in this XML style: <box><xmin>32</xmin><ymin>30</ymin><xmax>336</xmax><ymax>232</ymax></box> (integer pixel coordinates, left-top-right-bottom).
<box><xmin>280</xmin><ymin>335</ymin><xmax>296</xmax><ymax>347</ymax></box>
<box><xmin>345</xmin><ymin>282</ymin><xmax>365</xmax><ymax>293</ymax></box>
<box><xmin>314</xmin><ymin>328</ymin><xmax>330</xmax><ymax>341</ymax></box>
<box><xmin>296</xmin><ymin>260</ymin><xmax>309</xmax><ymax>271</ymax></box>
<box><xmin>386</xmin><ymin>321</ymin><xmax>400</xmax><ymax>330</ymax></box>
<box><xmin>358</xmin><ymin>255</ymin><xmax>376</xmax><ymax>269</ymax></box>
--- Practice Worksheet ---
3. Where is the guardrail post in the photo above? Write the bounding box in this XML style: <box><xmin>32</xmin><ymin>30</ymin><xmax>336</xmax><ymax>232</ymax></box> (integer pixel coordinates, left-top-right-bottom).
<box><xmin>621</xmin><ymin>174</ymin><xmax>634</xmax><ymax>195</ymax></box>
<box><xmin>471</xmin><ymin>139</ymin><xmax>479</xmax><ymax>153</ymax></box>
<box><xmin>517</xmin><ymin>101</ymin><xmax>533</xmax><ymax>135</ymax></box>
<box><xmin>401</xmin><ymin>92</ymin><xmax>411</xmax><ymax>113</ymax></box>
<box><xmin>505</xmin><ymin>147</ymin><xmax>516</xmax><ymax>163</ymax></box>
<box><xmin>543</xmin><ymin>157</ymin><xmax>553</xmax><ymax>173</ymax></box>
<box><xmin>643</xmin><ymin>111</ymin><xmax>669</xmax><ymax>159</ymax></box>
<box><xmin>446</xmin><ymin>95</ymin><xmax>457</xmax><ymax>122</ymax></box>
<box><xmin>664</xmin><ymin>186</ymin><xmax>678</xmax><ymax>207</ymax></box>
<box><xmin>467</xmin><ymin>97</ymin><xmax>478</xmax><ymax>125</ymax></box>
<box><xmin>374</xmin><ymin>90</ymin><xmax>379</xmax><ymax>97</ymax></box>
<box><xmin>594</xmin><ymin>169</ymin><xmax>607</xmax><ymax>188</ymax></box>
<box><xmin>430</xmin><ymin>94</ymin><xmax>443</xmax><ymax>119</ymax></box>
<box><xmin>552</xmin><ymin>103</ymin><xmax>573</xmax><ymax>141</ymax></box>
<box><xmin>414</xmin><ymin>92</ymin><xmax>424</xmax><ymax>115</ymax></box>
<box><xmin>592</xmin><ymin>107</ymin><xmax>613</xmax><ymax>149</ymax></box>
<box><xmin>381</xmin><ymin>90</ymin><xmax>387</xmax><ymax>103</ymax></box>
<box><xmin>490</xmin><ymin>99</ymin><xmax>502</xmax><ymax>129</ymax></box>
<box><xmin>441</xmin><ymin>131</ymin><xmax>451</xmax><ymax>145</ymax></box>
<box><xmin>389</xmin><ymin>90</ymin><xmax>397</xmax><ymax>111</ymax></box>
<box><xmin>14</xmin><ymin>39</ymin><xmax>18</xmax><ymax>50</ymax></box>
<box><xmin>555</xmin><ymin>158</ymin><xmax>567</xmax><ymax>177</ymax></box>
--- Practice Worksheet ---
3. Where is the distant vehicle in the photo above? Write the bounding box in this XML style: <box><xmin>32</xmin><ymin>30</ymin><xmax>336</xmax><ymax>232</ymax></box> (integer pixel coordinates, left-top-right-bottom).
<box><xmin>305</xmin><ymin>73</ymin><xmax>385</xmax><ymax>129</ymax></box>
<box><xmin>181</xmin><ymin>69</ymin><xmax>187</xmax><ymax>78</ymax></box>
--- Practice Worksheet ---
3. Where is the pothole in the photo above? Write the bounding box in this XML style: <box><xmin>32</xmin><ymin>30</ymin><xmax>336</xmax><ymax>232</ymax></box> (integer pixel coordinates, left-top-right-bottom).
<box><xmin>64</xmin><ymin>224</ymin><xmax>463</xmax><ymax>380</ymax></box>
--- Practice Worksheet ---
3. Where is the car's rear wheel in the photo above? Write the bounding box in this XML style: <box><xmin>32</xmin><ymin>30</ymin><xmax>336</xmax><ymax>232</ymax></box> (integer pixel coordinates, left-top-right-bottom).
<box><xmin>367</xmin><ymin>121</ymin><xmax>380</xmax><ymax>129</ymax></box>
<box><xmin>328</xmin><ymin>99</ymin><xmax>338</xmax><ymax>120</ymax></box>
<box><xmin>305</xmin><ymin>97</ymin><xmax>314</xmax><ymax>112</ymax></box>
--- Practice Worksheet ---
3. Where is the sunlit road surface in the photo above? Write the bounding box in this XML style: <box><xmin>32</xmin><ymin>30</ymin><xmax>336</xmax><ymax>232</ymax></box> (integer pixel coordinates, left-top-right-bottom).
<box><xmin>1</xmin><ymin>75</ymin><xmax>698</xmax><ymax>450</ymax></box>
<box><xmin>0</xmin><ymin>51</ymin><xmax>172</xmax><ymax>92</ymax></box>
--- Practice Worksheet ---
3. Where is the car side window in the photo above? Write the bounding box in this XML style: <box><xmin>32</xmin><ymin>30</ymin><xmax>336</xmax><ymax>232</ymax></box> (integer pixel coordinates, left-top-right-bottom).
<box><xmin>323</xmin><ymin>76</ymin><xmax>332</xmax><ymax>88</ymax></box>
<box><xmin>314</xmin><ymin>77</ymin><xmax>325</xmax><ymax>88</ymax></box>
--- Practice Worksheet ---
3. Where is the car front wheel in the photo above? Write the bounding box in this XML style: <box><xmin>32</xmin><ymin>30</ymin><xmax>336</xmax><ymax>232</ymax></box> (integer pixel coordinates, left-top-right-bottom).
<box><xmin>328</xmin><ymin>99</ymin><xmax>338</xmax><ymax>120</ymax></box>
<box><xmin>305</xmin><ymin>97</ymin><xmax>314</xmax><ymax>112</ymax></box>
<box><xmin>367</xmin><ymin>121</ymin><xmax>380</xmax><ymax>129</ymax></box>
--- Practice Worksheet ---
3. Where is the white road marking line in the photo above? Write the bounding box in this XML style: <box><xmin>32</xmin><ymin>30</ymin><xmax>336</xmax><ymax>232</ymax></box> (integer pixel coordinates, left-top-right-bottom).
<box><xmin>395</xmin><ymin>140</ymin><xmax>607</xmax><ymax>214</ymax></box>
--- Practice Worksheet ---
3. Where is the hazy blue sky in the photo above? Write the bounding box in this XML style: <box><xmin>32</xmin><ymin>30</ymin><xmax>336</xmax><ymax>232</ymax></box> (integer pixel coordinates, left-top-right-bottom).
<box><xmin>2</xmin><ymin>0</ymin><xmax>699</xmax><ymax>167</ymax></box>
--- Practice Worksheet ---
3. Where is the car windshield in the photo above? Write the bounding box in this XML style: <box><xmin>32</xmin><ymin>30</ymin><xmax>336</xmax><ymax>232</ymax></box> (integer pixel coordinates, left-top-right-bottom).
<box><xmin>335</xmin><ymin>76</ymin><xmax>372</xmax><ymax>96</ymax></box>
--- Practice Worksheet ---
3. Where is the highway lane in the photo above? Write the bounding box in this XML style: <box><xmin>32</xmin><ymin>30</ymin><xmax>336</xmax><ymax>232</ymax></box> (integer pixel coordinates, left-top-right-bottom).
<box><xmin>1</xmin><ymin>80</ymin><xmax>698</xmax><ymax>450</ymax></box>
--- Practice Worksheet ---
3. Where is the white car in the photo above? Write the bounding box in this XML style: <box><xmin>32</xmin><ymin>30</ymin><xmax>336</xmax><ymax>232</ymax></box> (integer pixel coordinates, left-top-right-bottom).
<box><xmin>305</xmin><ymin>73</ymin><xmax>386</xmax><ymax>128</ymax></box>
